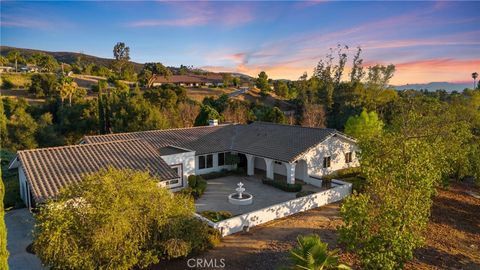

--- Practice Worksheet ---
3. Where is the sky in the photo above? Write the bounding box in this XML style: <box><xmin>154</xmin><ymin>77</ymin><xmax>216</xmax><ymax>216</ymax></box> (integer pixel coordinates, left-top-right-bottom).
<box><xmin>1</xmin><ymin>1</ymin><xmax>479</xmax><ymax>85</ymax></box>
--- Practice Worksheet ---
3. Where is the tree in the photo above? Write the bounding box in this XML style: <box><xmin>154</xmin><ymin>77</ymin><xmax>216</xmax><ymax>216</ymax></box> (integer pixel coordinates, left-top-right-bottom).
<box><xmin>267</xmin><ymin>107</ymin><xmax>286</xmax><ymax>124</ymax></box>
<box><xmin>0</xmin><ymin>168</ymin><xmax>8</xmax><ymax>270</ymax></box>
<box><xmin>139</xmin><ymin>62</ymin><xmax>172</xmax><ymax>88</ymax></box>
<box><xmin>29</xmin><ymin>74</ymin><xmax>59</xmax><ymax>98</ymax></box>
<box><xmin>112</xmin><ymin>42</ymin><xmax>134</xmax><ymax>80</ymax></box>
<box><xmin>6</xmin><ymin>50</ymin><xmax>23</xmax><ymax>72</ymax></box>
<box><xmin>286</xmin><ymin>234</ymin><xmax>350</xmax><ymax>270</ymax></box>
<box><xmin>34</xmin><ymin>168</ymin><xmax>198</xmax><ymax>270</ymax></box>
<box><xmin>274</xmin><ymin>80</ymin><xmax>289</xmax><ymax>97</ymax></box>
<box><xmin>194</xmin><ymin>105</ymin><xmax>222</xmax><ymax>126</ymax></box>
<box><xmin>58</xmin><ymin>77</ymin><xmax>79</xmax><ymax>106</ymax></box>
<box><xmin>344</xmin><ymin>110</ymin><xmax>383</xmax><ymax>140</ymax></box>
<box><xmin>472</xmin><ymin>72</ymin><xmax>478</xmax><ymax>89</ymax></box>
<box><xmin>35</xmin><ymin>113</ymin><xmax>64</xmax><ymax>147</ymax></box>
<box><xmin>301</xmin><ymin>104</ymin><xmax>326</xmax><ymax>128</ymax></box>
<box><xmin>256</xmin><ymin>71</ymin><xmax>270</xmax><ymax>96</ymax></box>
<box><xmin>339</xmin><ymin>127</ymin><xmax>442</xmax><ymax>269</ymax></box>
<box><xmin>6</xmin><ymin>107</ymin><xmax>38</xmax><ymax>150</ymax></box>
<box><xmin>222</xmin><ymin>73</ymin><xmax>233</xmax><ymax>87</ymax></box>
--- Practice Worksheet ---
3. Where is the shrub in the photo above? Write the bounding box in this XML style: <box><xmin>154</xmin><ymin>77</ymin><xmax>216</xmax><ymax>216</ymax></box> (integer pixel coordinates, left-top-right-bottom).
<box><xmin>296</xmin><ymin>190</ymin><xmax>316</xmax><ymax>198</ymax></box>
<box><xmin>285</xmin><ymin>234</ymin><xmax>351</xmax><ymax>270</ymax></box>
<box><xmin>187</xmin><ymin>175</ymin><xmax>207</xmax><ymax>198</ymax></box>
<box><xmin>188</xmin><ymin>175</ymin><xmax>197</xmax><ymax>188</ymax></box>
<box><xmin>322</xmin><ymin>167</ymin><xmax>361</xmax><ymax>181</ymax></box>
<box><xmin>34</xmin><ymin>168</ymin><xmax>196</xmax><ymax>269</ymax></box>
<box><xmin>262</xmin><ymin>178</ymin><xmax>302</xmax><ymax>192</ymax></box>
<box><xmin>160</xmin><ymin>217</ymin><xmax>221</xmax><ymax>257</ymax></box>
<box><xmin>200</xmin><ymin>211</ymin><xmax>233</xmax><ymax>222</ymax></box>
<box><xmin>1</xmin><ymin>79</ymin><xmax>14</xmax><ymax>89</ymax></box>
<box><xmin>200</xmin><ymin>169</ymin><xmax>230</xmax><ymax>180</ymax></box>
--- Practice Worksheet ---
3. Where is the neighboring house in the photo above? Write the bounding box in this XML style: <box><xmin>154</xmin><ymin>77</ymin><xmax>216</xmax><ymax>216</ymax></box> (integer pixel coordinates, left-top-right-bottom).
<box><xmin>152</xmin><ymin>74</ymin><xmax>223</xmax><ymax>87</ymax></box>
<box><xmin>0</xmin><ymin>66</ymin><xmax>13</xmax><ymax>73</ymax></box>
<box><xmin>10</xmin><ymin>122</ymin><xmax>359</xmax><ymax>209</ymax></box>
<box><xmin>20</xmin><ymin>65</ymin><xmax>39</xmax><ymax>73</ymax></box>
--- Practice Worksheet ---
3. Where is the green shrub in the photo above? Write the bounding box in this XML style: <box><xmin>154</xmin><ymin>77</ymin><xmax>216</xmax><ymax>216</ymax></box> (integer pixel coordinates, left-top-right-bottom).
<box><xmin>322</xmin><ymin>167</ymin><xmax>361</xmax><ymax>181</ymax></box>
<box><xmin>341</xmin><ymin>176</ymin><xmax>367</xmax><ymax>193</ymax></box>
<box><xmin>1</xmin><ymin>79</ymin><xmax>14</xmax><ymax>89</ymax></box>
<box><xmin>163</xmin><ymin>238</ymin><xmax>190</xmax><ymax>259</ymax></box>
<box><xmin>296</xmin><ymin>190</ymin><xmax>316</xmax><ymax>198</ymax></box>
<box><xmin>200</xmin><ymin>211</ymin><xmax>233</xmax><ymax>222</ymax></box>
<box><xmin>286</xmin><ymin>234</ymin><xmax>351</xmax><ymax>270</ymax></box>
<box><xmin>200</xmin><ymin>170</ymin><xmax>230</xmax><ymax>180</ymax></box>
<box><xmin>188</xmin><ymin>175</ymin><xmax>197</xmax><ymax>188</ymax></box>
<box><xmin>186</xmin><ymin>175</ymin><xmax>207</xmax><ymax>198</ymax></box>
<box><xmin>262</xmin><ymin>178</ymin><xmax>302</xmax><ymax>192</ymax></box>
<box><xmin>160</xmin><ymin>217</ymin><xmax>221</xmax><ymax>257</ymax></box>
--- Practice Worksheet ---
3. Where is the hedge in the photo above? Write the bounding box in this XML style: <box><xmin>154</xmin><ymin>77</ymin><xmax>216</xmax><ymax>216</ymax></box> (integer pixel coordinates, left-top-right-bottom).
<box><xmin>262</xmin><ymin>178</ymin><xmax>302</xmax><ymax>192</ymax></box>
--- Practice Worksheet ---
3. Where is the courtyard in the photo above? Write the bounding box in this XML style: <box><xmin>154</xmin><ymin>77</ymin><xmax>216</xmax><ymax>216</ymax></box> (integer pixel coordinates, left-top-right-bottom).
<box><xmin>195</xmin><ymin>175</ymin><xmax>324</xmax><ymax>216</ymax></box>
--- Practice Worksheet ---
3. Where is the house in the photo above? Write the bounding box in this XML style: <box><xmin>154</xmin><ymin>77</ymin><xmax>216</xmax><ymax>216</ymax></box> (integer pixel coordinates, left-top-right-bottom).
<box><xmin>9</xmin><ymin>122</ymin><xmax>359</xmax><ymax>209</ymax></box>
<box><xmin>0</xmin><ymin>66</ymin><xmax>13</xmax><ymax>73</ymax></box>
<box><xmin>152</xmin><ymin>74</ymin><xmax>223</xmax><ymax>87</ymax></box>
<box><xmin>20</xmin><ymin>65</ymin><xmax>39</xmax><ymax>73</ymax></box>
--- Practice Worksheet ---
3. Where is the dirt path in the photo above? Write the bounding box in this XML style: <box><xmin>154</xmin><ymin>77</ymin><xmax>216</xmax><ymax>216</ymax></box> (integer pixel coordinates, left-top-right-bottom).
<box><xmin>156</xmin><ymin>182</ymin><xmax>479</xmax><ymax>270</ymax></box>
<box><xmin>154</xmin><ymin>203</ymin><xmax>343</xmax><ymax>270</ymax></box>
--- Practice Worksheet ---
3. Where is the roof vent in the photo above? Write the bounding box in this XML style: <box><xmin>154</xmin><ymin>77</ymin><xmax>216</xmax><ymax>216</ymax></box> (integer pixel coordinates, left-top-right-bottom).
<box><xmin>208</xmin><ymin>119</ymin><xmax>218</xmax><ymax>126</ymax></box>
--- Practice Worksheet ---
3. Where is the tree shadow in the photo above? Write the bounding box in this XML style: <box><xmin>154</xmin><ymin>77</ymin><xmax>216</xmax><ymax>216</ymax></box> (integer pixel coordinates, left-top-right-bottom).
<box><xmin>413</xmin><ymin>246</ymin><xmax>480</xmax><ymax>270</ymax></box>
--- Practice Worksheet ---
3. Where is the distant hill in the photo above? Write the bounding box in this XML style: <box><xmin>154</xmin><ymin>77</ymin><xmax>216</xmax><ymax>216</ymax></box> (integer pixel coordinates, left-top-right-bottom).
<box><xmin>0</xmin><ymin>46</ymin><xmax>256</xmax><ymax>80</ymax></box>
<box><xmin>0</xmin><ymin>46</ymin><xmax>145</xmax><ymax>72</ymax></box>
<box><xmin>395</xmin><ymin>82</ymin><xmax>473</xmax><ymax>92</ymax></box>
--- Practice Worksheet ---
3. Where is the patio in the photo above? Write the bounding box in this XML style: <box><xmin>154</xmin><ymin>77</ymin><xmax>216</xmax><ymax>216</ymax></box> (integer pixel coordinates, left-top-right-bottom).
<box><xmin>195</xmin><ymin>175</ymin><xmax>324</xmax><ymax>216</ymax></box>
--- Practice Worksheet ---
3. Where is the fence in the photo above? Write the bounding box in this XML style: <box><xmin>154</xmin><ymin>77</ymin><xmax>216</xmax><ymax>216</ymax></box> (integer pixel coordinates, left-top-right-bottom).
<box><xmin>197</xmin><ymin>179</ymin><xmax>352</xmax><ymax>236</ymax></box>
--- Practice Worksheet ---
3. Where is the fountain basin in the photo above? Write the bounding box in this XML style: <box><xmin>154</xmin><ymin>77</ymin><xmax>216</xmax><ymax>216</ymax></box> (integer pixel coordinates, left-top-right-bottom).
<box><xmin>228</xmin><ymin>193</ymin><xmax>253</xmax><ymax>205</ymax></box>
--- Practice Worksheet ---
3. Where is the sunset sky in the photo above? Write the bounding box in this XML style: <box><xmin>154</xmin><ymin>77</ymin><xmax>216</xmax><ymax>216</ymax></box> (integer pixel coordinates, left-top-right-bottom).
<box><xmin>1</xmin><ymin>1</ymin><xmax>479</xmax><ymax>85</ymax></box>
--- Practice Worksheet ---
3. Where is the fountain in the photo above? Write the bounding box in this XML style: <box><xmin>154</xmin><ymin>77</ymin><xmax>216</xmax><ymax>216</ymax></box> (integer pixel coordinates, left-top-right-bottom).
<box><xmin>228</xmin><ymin>182</ymin><xmax>253</xmax><ymax>205</ymax></box>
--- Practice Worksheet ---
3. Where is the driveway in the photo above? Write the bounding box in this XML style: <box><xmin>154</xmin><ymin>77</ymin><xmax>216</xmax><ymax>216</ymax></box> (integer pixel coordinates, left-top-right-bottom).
<box><xmin>5</xmin><ymin>208</ymin><xmax>46</xmax><ymax>270</ymax></box>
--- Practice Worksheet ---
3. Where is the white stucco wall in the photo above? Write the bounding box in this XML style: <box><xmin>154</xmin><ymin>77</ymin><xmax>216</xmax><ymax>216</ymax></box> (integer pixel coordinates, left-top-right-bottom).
<box><xmin>160</xmin><ymin>151</ymin><xmax>195</xmax><ymax>190</ymax></box>
<box><xmin>300</xmin><ymin>135</ymin><xmax>359</xmax><ymax>178</ymax></box>
<box><xmin>253</xmin><ymin>158</ymin><xmax>287</xmax><ymax>176</ymax></box>
<box><xmin>203</xmin><ymin>179</ymin><xmax>352</xmax><ymax>236</ymax></box>
<box><xmin>195</xmin><ymin>152</ymin><xmax>236</xmax><ymax>175</ymax></box>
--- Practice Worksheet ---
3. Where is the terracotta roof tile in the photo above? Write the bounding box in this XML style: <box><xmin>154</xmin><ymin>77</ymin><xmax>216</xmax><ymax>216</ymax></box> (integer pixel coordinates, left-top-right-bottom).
<box><xmin>18</xmin><ymin>139</ymin><xmax>178</xmax><ymax>202</ymax></box>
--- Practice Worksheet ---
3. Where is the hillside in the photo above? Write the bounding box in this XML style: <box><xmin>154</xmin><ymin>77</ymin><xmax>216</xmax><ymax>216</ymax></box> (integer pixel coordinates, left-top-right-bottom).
<box><xmin>395</xmin><ymin>82</ymin><xmax>473</xmax><ymax>92</ymax></box>
<box><xmin>0</xmin><ymin>46</ymin><xmax>144</xmax><ymax>72</ymax></box>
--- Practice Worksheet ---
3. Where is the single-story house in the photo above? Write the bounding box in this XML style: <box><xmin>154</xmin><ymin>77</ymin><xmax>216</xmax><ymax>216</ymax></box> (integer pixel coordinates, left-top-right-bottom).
<box><xmin>9</xmin><ymin>122</ymin><xmax>359</xmax><ymax>209</ymax></box>
<box><xmin>152</xmin><ymin>74</ymin><xmax>223</xmax><ymax>87</ymax></box>
<box><xmin>0</xmin><ymin>66</ymin><xmax>13</xmax><ymax>73</ymax></box>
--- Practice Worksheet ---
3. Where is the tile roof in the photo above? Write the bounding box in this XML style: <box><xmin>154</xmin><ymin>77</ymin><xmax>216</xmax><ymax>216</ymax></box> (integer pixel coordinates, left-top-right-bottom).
<box><xmin>84</xmin><ymin>122</ymin><xmax>351</xmax><ymax>163</ymax></box>
<box><xmin>153</xmin><ymin>74</ymin><xmax>223</xmax><ymax>84</ymax></box>
<box><xmin>17</xmin><ymin>139</ymin><xmax>178</xmax><ymax>203</ymax></box>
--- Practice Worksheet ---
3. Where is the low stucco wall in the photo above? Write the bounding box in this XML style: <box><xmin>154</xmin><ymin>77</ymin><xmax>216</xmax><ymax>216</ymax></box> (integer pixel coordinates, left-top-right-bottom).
<box><xmin>199</xmin><ymin>179</ymin><xmax>352</xmax><ymax>236</ymax></box>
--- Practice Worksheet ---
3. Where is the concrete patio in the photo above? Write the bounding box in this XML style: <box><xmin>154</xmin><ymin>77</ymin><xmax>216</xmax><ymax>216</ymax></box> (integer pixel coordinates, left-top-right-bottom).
<box><xmin>195</xmin><ymin>175</ymin><xmax>324</xmax><ymax>216</ymax></box>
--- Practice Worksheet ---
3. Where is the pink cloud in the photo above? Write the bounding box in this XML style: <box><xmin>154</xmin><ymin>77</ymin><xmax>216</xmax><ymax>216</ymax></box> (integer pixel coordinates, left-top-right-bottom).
<box><xmin>127</xmin><ymin>2</ymin><xmax>255</xmax><ymax>28</ymax></box>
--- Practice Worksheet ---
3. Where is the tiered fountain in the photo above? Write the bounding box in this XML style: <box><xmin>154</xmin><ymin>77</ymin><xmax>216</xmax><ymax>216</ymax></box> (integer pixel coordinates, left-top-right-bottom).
<box><xmin>228</xmin><ymin>182</ymin><xmax>253</xmax><ymax>205</ymax></box>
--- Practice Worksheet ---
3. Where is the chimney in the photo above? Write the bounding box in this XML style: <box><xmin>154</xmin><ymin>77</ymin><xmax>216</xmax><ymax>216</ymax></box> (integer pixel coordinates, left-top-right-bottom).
<box><xmin>208</xmin><ymin>119</ymin><xmax>218</xmax><ymax>126</ymax></box>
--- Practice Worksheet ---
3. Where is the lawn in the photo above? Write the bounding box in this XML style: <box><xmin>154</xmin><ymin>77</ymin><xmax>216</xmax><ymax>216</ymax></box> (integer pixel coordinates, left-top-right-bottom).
<box><xmin>0</xmin><ymin>73</ymin><xmax>32</xmax><ymax>89</ymax></box>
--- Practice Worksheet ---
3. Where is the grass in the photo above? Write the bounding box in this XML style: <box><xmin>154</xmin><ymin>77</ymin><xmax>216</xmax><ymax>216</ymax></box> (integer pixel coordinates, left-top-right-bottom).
<box><xmin>0</xmin><ymin>73</ymin><xmax>32</xmax><ymax>89</ymax></box>
<box><xmin>1</xmin><ymin>149</ymin><xmax>22</xmax><ymax>209</ymax></box>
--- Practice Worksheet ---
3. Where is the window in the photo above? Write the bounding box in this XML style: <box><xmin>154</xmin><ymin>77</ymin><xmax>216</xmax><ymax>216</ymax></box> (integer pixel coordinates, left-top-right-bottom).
<box><xmin>199</xmin><ymin>156</ymin><xmax>206</xmax><ymax>169</ymax></box>
<box><xmin>218</xmin><ymin>152</ymin><xmax>225</xmax><ymax>166</ymax></box>
<box><xmin>198</xmin><ymin>154</ymin><xmax>213</xmax><ymax>169</ymax></box>
<box><xmin>345</xmin><ymin>152</ymin><xmax>353</xmax><ymax>163</ymax></box>
<box><xmin>206</xmin><ymin>154</ymin><xmax>213</xmax><ymax>168</ymax></box>
<box><xmin>274</xmin><ymin>161</ymin><xmax>282</xmax><ymax>165</ymax></box>
<box><xmin>323</xmin><ymin>156</ymin><xmax>331</xmax><ymax>168</ymax></box>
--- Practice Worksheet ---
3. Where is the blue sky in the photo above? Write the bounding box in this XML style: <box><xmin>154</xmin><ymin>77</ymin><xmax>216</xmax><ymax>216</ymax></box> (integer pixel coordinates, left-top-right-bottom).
<box><xmin>1</xmin><ymin>1</ymin><xmax>479</xmax><ymax>84</ymax></box>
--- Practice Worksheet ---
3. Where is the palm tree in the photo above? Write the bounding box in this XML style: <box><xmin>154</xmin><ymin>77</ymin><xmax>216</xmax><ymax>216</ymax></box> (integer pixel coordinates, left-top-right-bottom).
<box><xmin>286</xmin><ymin>234</ymin><xmax>351</xmax><ymax>270</ymax></box>
<box><xmin>473</xmin><ymin>72</ymin><xmax>479</xmax><ymax>89</ymax></box>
